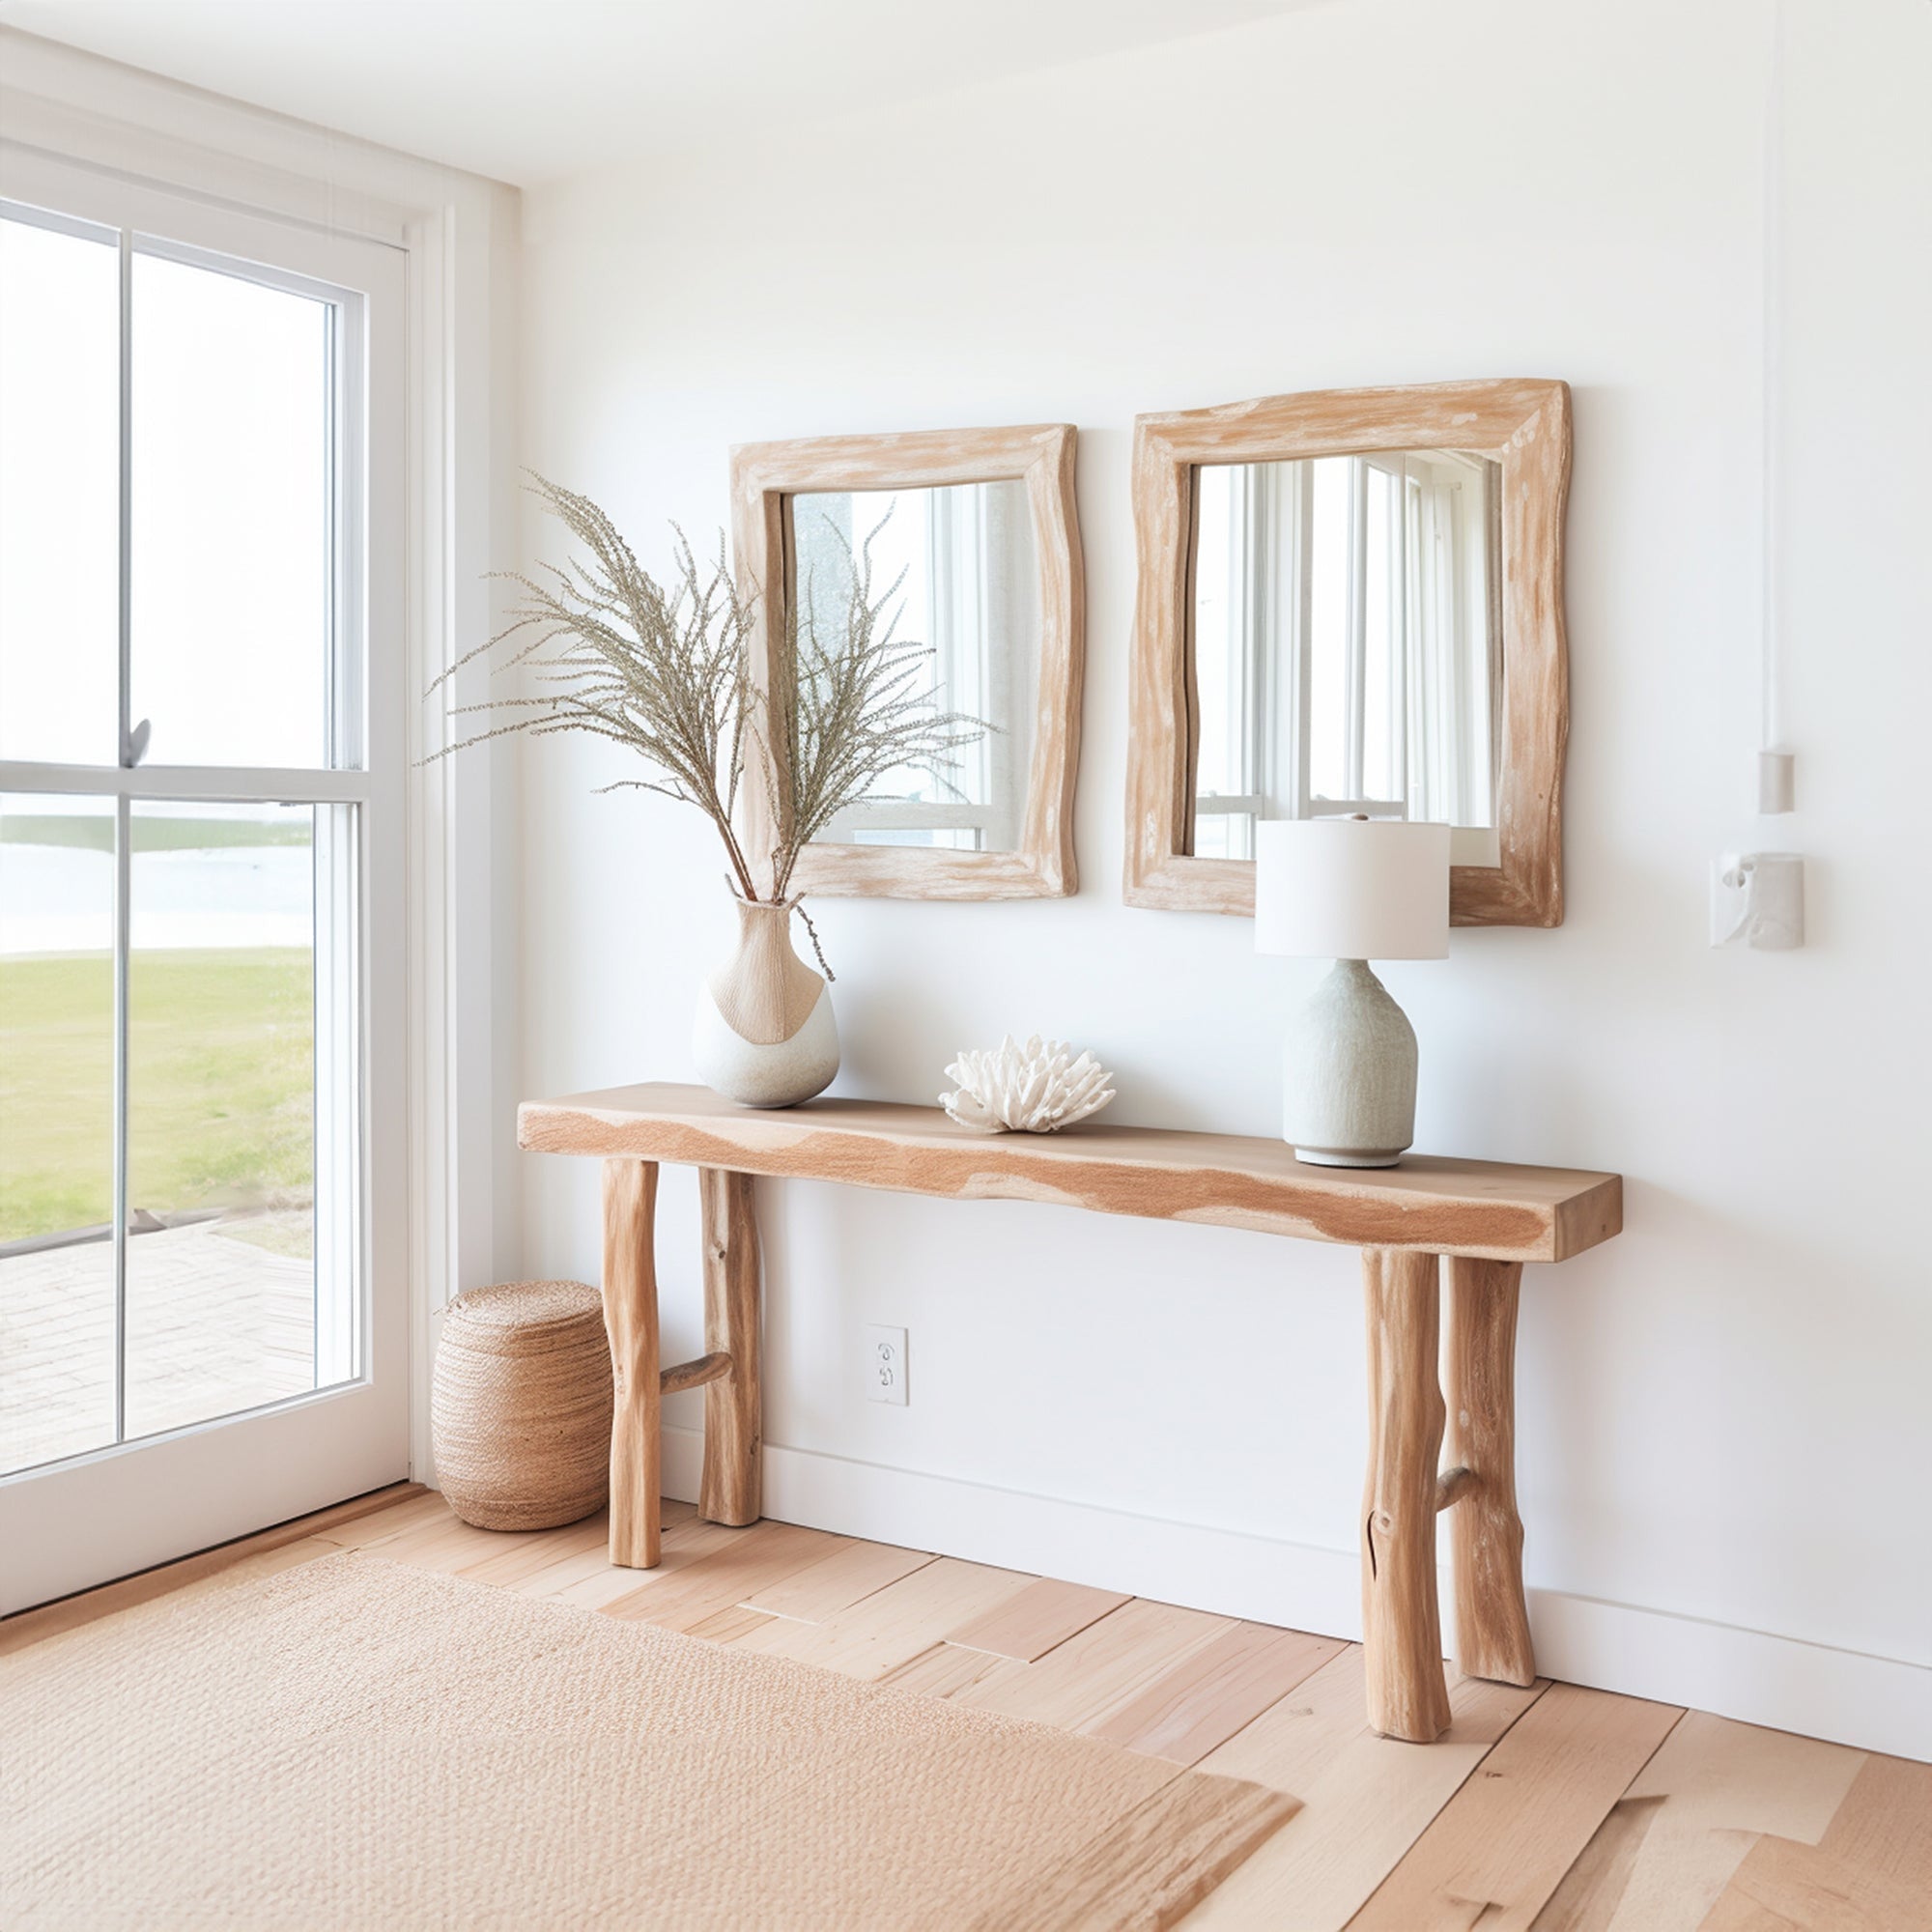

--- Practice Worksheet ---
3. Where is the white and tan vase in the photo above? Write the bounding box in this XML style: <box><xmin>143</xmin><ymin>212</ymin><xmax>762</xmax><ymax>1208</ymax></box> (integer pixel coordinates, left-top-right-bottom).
<box><xmin>693</xmin><ymin>896</ymin><xmax>839</xmax><ymax>1108</ymax></box>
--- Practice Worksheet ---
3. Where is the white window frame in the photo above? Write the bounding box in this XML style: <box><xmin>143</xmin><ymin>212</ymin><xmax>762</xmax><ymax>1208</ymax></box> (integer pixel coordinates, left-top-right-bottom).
<box><xmin>0</xmin><ymin>43</ymin><xmax>516</xmax><ymax>1610</ymax></box>
<box><xmin>0</xmin><ymin>148</ymin><xmax>406</xmax><ymax>1605</ymax></box>
<box><xmin>1193</xmin><ymin>453</ymin><xmax>1502</xmax><ymax>864</ymax></box>
<box><xmin>3</xmin><ymin>193</ymin><xmax>381</xmax><ymax>1422</ymax></box>
<box><xmin>1192</xmin><ymin>461</ymin><xmax>1315</xmax><ymax>856</ymax></box>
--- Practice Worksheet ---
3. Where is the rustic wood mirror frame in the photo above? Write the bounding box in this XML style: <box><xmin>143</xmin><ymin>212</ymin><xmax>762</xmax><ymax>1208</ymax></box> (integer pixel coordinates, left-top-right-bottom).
<box><xmin>1122</xmin><ymin>379</ymin><xmax>1571</xmax><ymax>926</ymax></box>
<box><xmin>730</xmin><ymin>423</ymin><xmax>1084</xmax><ymax>901</ymax></box>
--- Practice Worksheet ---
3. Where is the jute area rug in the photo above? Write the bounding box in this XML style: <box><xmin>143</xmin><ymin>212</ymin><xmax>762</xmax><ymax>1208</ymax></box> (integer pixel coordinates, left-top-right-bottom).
<box><xmin>0</xmin><ymin>1550</ymin><xmax>1297</xmax><ymax>1930</ymax></box>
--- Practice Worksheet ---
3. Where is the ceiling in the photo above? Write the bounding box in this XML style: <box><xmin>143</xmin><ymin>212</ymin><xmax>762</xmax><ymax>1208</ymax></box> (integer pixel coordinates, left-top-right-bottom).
<box><xmin>0</xmin><ymin>0</ymin><xmax>1322</xmax><ymax>186</ymax></box>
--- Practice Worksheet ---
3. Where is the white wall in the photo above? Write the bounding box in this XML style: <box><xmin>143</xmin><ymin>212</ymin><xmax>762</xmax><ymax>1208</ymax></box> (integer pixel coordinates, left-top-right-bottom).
<box><xmin>515</xmin><ymin>0</ymin><xmax>1932</xmax><ymax>1755</ymax></box>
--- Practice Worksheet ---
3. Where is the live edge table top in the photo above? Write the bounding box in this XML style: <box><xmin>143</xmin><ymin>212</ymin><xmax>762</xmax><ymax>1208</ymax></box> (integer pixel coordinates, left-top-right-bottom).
<box><xmin>519</xmin><ymin>1083</ymin><xmax>1621</xmax><ymax>1264</ymax></box>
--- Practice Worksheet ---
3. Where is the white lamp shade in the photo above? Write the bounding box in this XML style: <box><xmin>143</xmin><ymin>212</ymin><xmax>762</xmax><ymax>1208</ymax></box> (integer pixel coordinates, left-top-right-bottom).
<box><xmin>1254</xmin><ymin>817</ymin><xmax>1451</xmax><ymax>960</ymax></box>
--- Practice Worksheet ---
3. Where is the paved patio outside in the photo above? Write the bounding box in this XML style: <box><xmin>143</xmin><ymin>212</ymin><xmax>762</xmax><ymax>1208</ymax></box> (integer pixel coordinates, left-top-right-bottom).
<box><xmin>0</xmin><ymin>1219</ymin><xmax>316</xmax><ymax>1478</ymax></box>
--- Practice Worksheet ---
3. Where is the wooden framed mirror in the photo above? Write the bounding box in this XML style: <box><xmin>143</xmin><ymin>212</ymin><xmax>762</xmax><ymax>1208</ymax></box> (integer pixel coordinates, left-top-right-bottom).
<box><xmin>1123</xmin><ymin>379</ymin><xmax>1570</xmax><ymax>925</ymax></box>
<box><xmin>731</xmin><ymin>423</ymin><xmax>1084</xmax><ymax>900</ymax></box>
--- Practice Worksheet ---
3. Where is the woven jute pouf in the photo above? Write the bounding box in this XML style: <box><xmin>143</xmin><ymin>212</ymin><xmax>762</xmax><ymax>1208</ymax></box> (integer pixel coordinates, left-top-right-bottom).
<box><xmin>432</xmin><ymin>1280</ymin><xmax>612</xmax><ymax>1531</ymax></box>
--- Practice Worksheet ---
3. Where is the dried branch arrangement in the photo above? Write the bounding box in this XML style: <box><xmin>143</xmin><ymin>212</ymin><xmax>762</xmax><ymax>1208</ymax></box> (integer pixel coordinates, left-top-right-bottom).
<box><xmin>773</xmin><ymin>507</ymin><xmax>985</xmax><ymax>899</ymax></box>
<box><xmin>431</xmin><ymin>474</ymin><xmax>981</xmax><ymax>919</ymax></box>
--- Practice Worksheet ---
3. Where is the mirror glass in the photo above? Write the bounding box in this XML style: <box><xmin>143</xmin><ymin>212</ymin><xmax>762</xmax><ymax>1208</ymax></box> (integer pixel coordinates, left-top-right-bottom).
<box><xmin>1188</xmin><ymin>450</ymin><xmax>1501</xmax><ymax>861</ymax></box>
<box><xmin>788</xmin><ymin>480</ymin><xmax>1037</xmax><ymax>852</ymax></box>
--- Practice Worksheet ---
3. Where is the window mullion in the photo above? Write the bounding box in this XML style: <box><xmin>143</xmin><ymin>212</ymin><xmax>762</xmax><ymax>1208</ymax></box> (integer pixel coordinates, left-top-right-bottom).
<box><xmin>326</xmin><ymin>298</ymin><xmax>344</xmax><ymax>770</ymax></box>
<box><xmin>112</xmin><ymin>225</ymin><xmax>133</xmax><ymax>1445</ymax></box>
<box><xmin>117</xmin><ymin>226</ymin><xmax>132</xmax><ymax>770</ymax></box>
<box><xmin>0</xmin><ymin>763</ymin><xmax>373</xmax><ymax>804</ymax></box>
<box><xmin>110</xmin><ymin>795</ymin><xmax>129</xmax><ymax>1445</ymax></box>
<box><xmin>1294</xmin><ymin>463</ymin><xmax>1315</xmax><ymax>818</ymax></box>
<box><xmin>1347</xmin><ymin>459</ymin><xmax>1368</xmax><ymax>802</ymax></box>
<box><xmin>1240</xmin><ymin>469</ymin><xmax>1264</xmax><ymax>808</ymax></box>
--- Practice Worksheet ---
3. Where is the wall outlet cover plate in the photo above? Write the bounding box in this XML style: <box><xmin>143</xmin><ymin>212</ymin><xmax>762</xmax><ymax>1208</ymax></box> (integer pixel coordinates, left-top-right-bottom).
<box><xmin>1711</xmin><ymin>851</ymin><xmax>1804</xmax><ymax>950</ymax></box>
<box><xmin>865</xmin><ymin>1323</ymin><xmax>908</xmax><ymax>1406</ymax></box>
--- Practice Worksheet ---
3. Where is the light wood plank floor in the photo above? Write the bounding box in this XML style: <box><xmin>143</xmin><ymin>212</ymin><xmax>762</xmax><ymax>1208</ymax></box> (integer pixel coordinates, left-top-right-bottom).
<box><xmin>8</xmin><ymin>1490</ymin><xmax>1926</xmax><ymax>1930</ymax></box>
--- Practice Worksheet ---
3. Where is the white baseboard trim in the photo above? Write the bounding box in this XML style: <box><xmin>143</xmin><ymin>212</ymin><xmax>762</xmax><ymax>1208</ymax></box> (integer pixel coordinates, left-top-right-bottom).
<box><xmin>661</xmin><ymin>1427</ymin><xmax>1931</xmax><ymax>1763</ymax></box>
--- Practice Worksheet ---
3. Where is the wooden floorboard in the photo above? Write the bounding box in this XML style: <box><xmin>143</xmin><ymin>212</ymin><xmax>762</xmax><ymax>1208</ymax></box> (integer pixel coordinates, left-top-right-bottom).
<box><xmin>1089</xmin><ymin>1622</ymin><xmax>1347</xmax><ymax>1767</ymax></box>
<box><xmin>366</xmin><ymin>1515</ymin><xmax>559</xmax><ymax>1576</ymax></box>
<box><xmin>602</xmin><ymin>1518</ymin><xmax>852</xmax><ymax>1632</ymax></box>
<box><xmin>730</xmin><ymin>1556</ymin><xmax>1035</xmax><ymax>1681</ymax></box>
<box><xmin>15</xmin><ymin>1487</ymin><xmax>1928</xmax><ymax>1931</ymax></box>
<box><xmin>1564</xmin><ymin>1708</ymin><xmax>1870</xmax><ymax>1932</ymax></box>
<box><xmin>956</xmin><ymin>1596</ymin><xmax>1239</xmax><ymax>1733</ymax></box>
<box><xmin>450</xmin><ymin>1512</ymin><xmax>612</xmax><ymax>1587</ymax></box>
<box><xmin>945</xmin><ymin>1576</ymin><xmax>1132</xmax><ymax>1661</ymax></box>
<box><xmin>740</xmin><ymin>1537</ymin><xmax>935</xmax><ymax>1621</ymax></box>
<box><xmin>881</xmin><ymin>1639</ymin><xmax>1030</xmax><ymax>1700</ymax></box>
<box><xmin>1182</xmin><ymin>1651</ymin><xmax>1547</xmax><ymax>1929</ymax></box>
<box><xmin>683</xmin><ymin>1603</ymin><xmax>780</xmax><ymax>1645</ymax></box>
<box><xmin>1346</xmin><ymin>1681</ymin><xmax>1683</xmax><ymax>1930</ymax></box>
<box><xmin>1814</xmin><ymin>1751</ymin><xmax>1932</xmax><ymax>1896</ymax></box>
<box><xmin>1701</xmin><ymin>1831</ymin><xmax>1928</xmax><ymax>1931</ymax></box>
<box><xmin>1528</xmin><ymin>1790</ymin><xmax>1668</xmax><ymax>1932</ymax></box>
<box><xmin>313</xmin><ymin>1490</ymin><xmax>452</xmax><ymax>1548</ymax></box>
<box><xmin>539</xmin><ymin>1515</ymin><xmax>750</xmax><ymax>1607</ymax></box>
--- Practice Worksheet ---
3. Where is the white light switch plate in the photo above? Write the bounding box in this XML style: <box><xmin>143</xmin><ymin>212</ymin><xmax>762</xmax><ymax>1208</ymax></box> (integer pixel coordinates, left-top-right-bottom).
<box><xmin>865</xmin><ymin>1324</ymin><xmax>908</xmax><ymax>1406</ymax></box>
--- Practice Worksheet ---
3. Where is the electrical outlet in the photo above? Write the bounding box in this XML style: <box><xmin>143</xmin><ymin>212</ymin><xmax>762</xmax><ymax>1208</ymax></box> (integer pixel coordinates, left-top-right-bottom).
<box><xmin>1711</xmin><ymin>852</ymin><xmax>1804</xmax><ymax>950</ymax></box>
<box><xmin>865</xmin><ymin>1324</ymin><xmax>908</xmax><ymax>1406</ymax></box>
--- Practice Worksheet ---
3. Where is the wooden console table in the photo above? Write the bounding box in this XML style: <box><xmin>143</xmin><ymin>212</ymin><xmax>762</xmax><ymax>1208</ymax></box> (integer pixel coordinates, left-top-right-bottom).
<box><xmin>518</xmin><ymin>1082</ymin><xmax>1622</xmax><ymax>1743</ymax></box>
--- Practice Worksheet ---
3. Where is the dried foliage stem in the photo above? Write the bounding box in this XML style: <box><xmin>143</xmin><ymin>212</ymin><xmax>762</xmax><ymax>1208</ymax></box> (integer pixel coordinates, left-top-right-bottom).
<box><xmin>429</xmin><ymin>474</ymin><xmax>986</xmax><ymax>964</ymax></box>
<box><xmin>771</xmin><ymin>515</ymin><xmax>984</xmax><ymax>901</ymax></box>
<box><xmin>431</xmin><ymin>474</ymin><xmax>762</xmax><ymax>899</ymax></box>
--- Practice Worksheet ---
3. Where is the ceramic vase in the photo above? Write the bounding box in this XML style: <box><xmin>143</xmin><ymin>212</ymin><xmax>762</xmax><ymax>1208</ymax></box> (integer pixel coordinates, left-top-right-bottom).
<box><xmin>692</xmin><ymin>897</ymin><xmax>838</xmax><ymax>1108</ymax></box>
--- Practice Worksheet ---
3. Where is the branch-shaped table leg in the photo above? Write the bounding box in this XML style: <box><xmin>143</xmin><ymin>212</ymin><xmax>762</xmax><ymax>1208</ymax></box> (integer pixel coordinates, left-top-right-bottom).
<box><xmin>601</xmin><ymin>1156</ymin><xmax>661</xmax><ymax>1568</ymax></box>
<box><xmin>698</xmin><ymin>1168</ymin><xmax>762</xmax><ymax>1527</ymax></box>
<box><xmin>1446</xmin><ymin>1256</ymin><xmax>1535</xmax><ymax>1686</ymax></box>
<box><xmin>1361</xmin><ymin>1247</ymin><xmax>1452</xmax><ymax>1742</ymax></box>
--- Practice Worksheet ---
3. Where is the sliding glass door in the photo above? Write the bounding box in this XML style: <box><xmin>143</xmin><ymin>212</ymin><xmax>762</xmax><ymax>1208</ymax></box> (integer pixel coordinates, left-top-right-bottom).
<box><xmin>0</xmin><ymin>152</ymin><xmax>408</xmax><ymax>1614</ymax></box>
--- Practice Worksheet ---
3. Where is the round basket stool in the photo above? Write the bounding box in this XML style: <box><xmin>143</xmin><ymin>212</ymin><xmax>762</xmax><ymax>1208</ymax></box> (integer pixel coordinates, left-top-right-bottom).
<box><xmin>432</xmin><ymin>1280</ymin><xmax>612</xmax><ymax>1531</ymax></box>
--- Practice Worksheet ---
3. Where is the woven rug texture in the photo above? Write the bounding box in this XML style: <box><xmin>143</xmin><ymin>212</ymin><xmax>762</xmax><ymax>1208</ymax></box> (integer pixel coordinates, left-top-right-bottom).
<box><xmin>0</xmin><ymin>1549</ymin><xmax>1297</xmax><ymax>1930</ymax></box>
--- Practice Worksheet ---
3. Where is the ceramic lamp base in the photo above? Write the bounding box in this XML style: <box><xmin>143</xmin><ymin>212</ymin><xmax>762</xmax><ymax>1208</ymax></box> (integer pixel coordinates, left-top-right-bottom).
<box><xmin>1292</xmin><ymin>1143</ymin><xmax>1405</xmax><ymax>1170</ymax></box>
<box><xmin>1282</xmin><ymin>957</ymin><xmax>1418</xmax><ymax>1169</ymax></box>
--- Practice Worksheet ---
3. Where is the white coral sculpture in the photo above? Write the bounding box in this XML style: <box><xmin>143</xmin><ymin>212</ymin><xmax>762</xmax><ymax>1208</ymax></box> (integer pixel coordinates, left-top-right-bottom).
<box><xmin>940</xmin><ymin>1035</ymin><xmax>1116</xmax><ymax>1135</ymax></box>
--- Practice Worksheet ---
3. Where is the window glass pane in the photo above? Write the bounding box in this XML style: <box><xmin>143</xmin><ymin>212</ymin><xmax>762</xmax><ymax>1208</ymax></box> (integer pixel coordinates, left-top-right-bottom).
<box><xmin>131</xmin><ymin>253</ymin><xmax>331</xmax><ymax>769</ymax></box>
<box><xmin>850</xmin><ymin>827</ymin><xmax>981</xmax><ymax>850</ymax></box>
<box><xmin>124</xmin><ymin>801</ymin><xmax>324</xmax><ymax>1440</ymax></box>
<box><xmin>790</xmin><ymin>480</ymin><xmax>1035</xmax><ymax>850</ymax></box>
<box><xmin>1190</xmin><ymin>465</ymin><xmax>1260</xmax><ymax>861</ymax></box>
<box><xmin>0</xmin><ymin>792</ymin><xmax>117</xmax><ymax>1474</ymax></box>
<box><xmin>0</xmin><ymin>216</ymin><xmax>120</xmax><ymax>766</ymax></box>
<box><xmin>1190</xmin><ymin>812</ymin><xmax>1254</xmax><ymax>862</ymax></box>
<box><xmin>1191</xmin><ymin>465</ymin><xmax>1243</xmax><ymax>802</ymax></box>
<box><xmin>1307</xmin><ymin>457</ymin><xmax>1351</xmax><ymax>803</ymax></box>
<box><xmin>1362</xmin><ymin>464</ymin><xmax>1400</xmax><ymax>803</ymax></box>
<box><xmin>1190</xmin><ymin>448</ymin><xmax>1500</xmax><ymax>843</ymax></box>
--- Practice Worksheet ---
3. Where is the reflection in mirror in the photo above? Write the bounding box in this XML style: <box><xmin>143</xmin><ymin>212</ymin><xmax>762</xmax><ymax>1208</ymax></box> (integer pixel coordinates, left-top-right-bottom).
<box><xmin>1189</xmin><ymin>451</ymin><xmax>1500</xmax><ymax>861</ymax></box>
<box><xmin>789</xmin><ymin>480</ymin><xmax>1037</xmax><ymax>853</ymax></box>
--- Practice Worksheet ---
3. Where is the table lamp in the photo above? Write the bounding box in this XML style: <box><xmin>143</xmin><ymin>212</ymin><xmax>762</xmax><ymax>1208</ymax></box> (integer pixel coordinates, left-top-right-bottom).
<box><xmin>1254</xmin><ymin>815</ymin><xmax>1452</xmax><ymax>1167</ymax></box>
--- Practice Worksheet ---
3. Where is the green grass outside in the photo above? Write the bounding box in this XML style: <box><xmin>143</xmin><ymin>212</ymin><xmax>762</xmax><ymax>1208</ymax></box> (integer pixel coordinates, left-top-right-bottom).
<box><xmin>0</xmin><ymin>947</ymin><xmax>313</xmax><ymax>1244</ymax></box>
